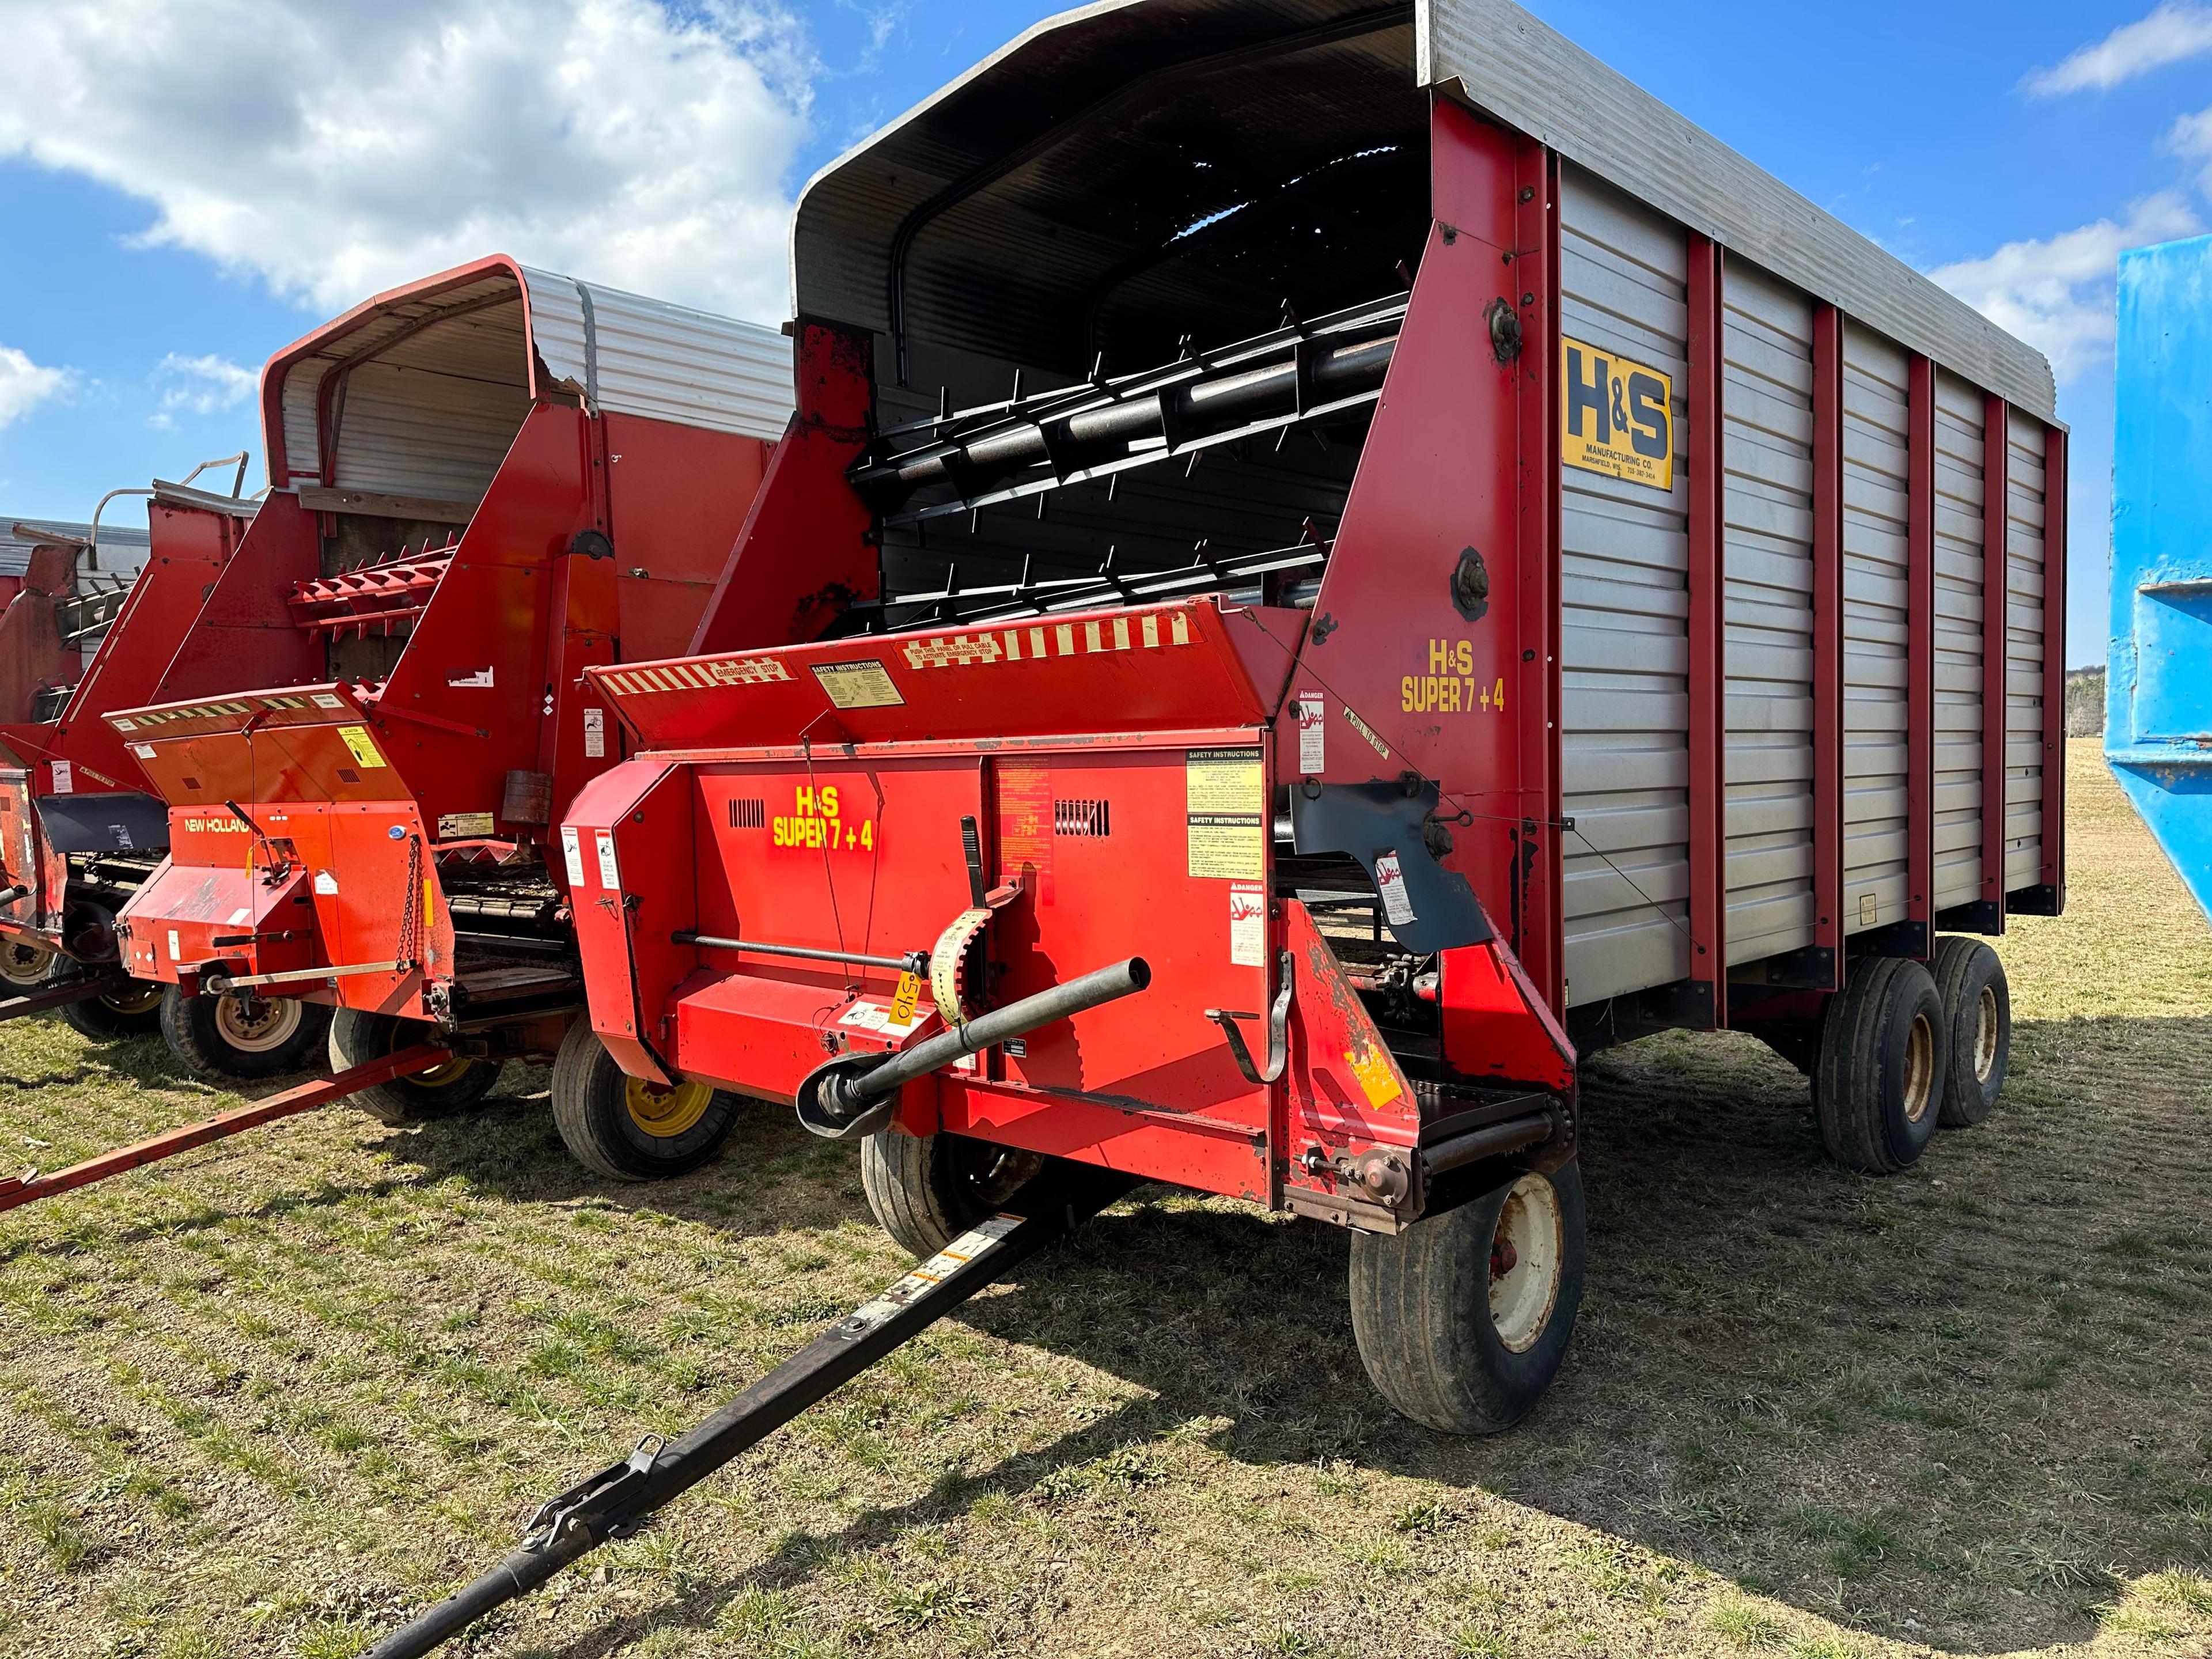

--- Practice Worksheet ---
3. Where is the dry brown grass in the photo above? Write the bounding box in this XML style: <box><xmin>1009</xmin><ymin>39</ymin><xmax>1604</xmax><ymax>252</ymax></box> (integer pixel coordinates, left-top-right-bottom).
<box><xmin>0</xmin><ymin>740</ymin><xmax>2206</xmax><ymax>1659</ymax></box>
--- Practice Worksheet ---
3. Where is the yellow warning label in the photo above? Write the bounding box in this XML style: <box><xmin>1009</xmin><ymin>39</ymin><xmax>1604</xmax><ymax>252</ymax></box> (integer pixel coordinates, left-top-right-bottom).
<box><xmin>1186</xmin><ymin>747</ymin><xmax>1264</xmax><ymax>881</ymax></box>
<box><xmin>1347</xmin><ymin>1044</ymin><xmax>1404</xmax><ymax>1109</ymax></box>
<box><xmin>1185</xmin><ymin>748</ymin><xmax>1264</xmax><ymax>815</ymax></box>
<box><xmin>890</xmin><ymin>971</ymin><xmax>922</xmax><ymax>1028</ymax></box>
<box><xmin>812</xmin><ymin>660</ymin><xmax>905</xmax><ymax>709</ymax></box>
<box><xmin>338</xmin><ymin>725</ymin><xmax>388</xmax><ymax>768</ymax></box>
<box><xmin>1561</xmin><ymin>335</ymin><xmax>1675</xmax><ymax>492</ymax></box>
<box><xmin>1188</xmin><ymin>816</ymin><xmax>1263</xmax><ymax>881</ymax></box>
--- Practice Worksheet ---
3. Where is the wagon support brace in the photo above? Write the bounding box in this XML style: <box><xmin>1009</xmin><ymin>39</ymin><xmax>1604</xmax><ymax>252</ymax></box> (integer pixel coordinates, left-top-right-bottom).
<box><xmin>0</xmin><ymin>976</ymin><xmax>118</xmax><ymax>1026</ymax></box>
<box><xmin>0</xmin><ymin>1042</ymin><xmax>452</xmax><ymax>1213</ymax></box>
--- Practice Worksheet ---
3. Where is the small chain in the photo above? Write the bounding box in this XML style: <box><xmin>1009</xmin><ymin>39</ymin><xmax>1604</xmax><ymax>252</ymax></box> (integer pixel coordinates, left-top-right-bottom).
<box><xmin>397</xmin><ymin>834</ymin><xmax>423</xmax><ymax>970</ymax></box>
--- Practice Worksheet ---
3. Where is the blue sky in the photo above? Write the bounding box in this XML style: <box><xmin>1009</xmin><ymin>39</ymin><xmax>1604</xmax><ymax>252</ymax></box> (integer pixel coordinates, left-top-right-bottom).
<box><xmin>2</xmin><ymin>1</ymin><xmax>2208</xmax><ymax>666</ymax></box>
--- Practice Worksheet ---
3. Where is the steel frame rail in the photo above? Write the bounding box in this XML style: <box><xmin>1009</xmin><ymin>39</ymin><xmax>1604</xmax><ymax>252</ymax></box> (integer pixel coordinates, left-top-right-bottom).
<box><xmin>0</xmin><ymin>1042</ymin><xmax>452</xmax><ymax>1213</ymax></box>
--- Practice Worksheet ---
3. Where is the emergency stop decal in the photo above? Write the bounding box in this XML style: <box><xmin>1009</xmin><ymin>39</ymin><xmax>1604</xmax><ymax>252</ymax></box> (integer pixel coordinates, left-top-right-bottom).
<box><xmin>1185</xmin><ymin>747</ymin><xmax>1264</xmax><ymax>881</ymax></box>
<box><xmin>902</xmin><ymin>611</ymin><xmax>1195</xmax><ymax>672</ymax></box>
<box><xmin>1561</xmin><ymin>335</ymin><xmax>1675</xmax><ymax>492</ymax></box>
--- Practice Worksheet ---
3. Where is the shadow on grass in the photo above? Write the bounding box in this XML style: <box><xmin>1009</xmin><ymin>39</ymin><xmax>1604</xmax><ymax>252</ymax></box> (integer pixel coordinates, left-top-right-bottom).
<box><xmin>455</xmin><ymin>1014</ymin><xmax>2212</xmax><ymax>1657</ymax></box>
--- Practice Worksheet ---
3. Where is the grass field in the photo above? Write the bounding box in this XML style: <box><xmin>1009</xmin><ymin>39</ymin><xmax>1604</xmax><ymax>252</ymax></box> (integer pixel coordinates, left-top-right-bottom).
<box><xmin>0</xmin><ymin>740</ymin><xmax>2207</xmax><ymax>1659</ymax></box>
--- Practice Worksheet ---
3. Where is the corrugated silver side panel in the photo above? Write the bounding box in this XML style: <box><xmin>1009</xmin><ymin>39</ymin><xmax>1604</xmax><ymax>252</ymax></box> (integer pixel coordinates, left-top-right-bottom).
<box><xmin>522</xmin><ymin>270</ymin><xmax>793</xmax><ymax>442</ymax></box>
<box><xmin>1841</xmin><ymin>323</ymin><xmax>1911</xmax><ymax>932</ymax></box>
<box><xmin>2004</xmin><ymin>411</ymin><xmax>2048</xmax><ymax>888</ymax></box>
<box><xmin>1558</xmin><ymin>167</ymin><xmax>1692</xmax><ymax>1007</ymax></box>
<box><xmin>281</xmin><ymin>361</ymin><xmax>327</xmax><ymax>488</ymax></box>
<box><xmin>330</xmin><ymin>299</ymin><xmax>533</xmax><ymax>503</ymax></box>
<box><xmin>1421</xmin><ymin>0</ymin><xmax>2055</xmax><ymax>419</ymax></box>
<box><xmin>1719</xmin><ymin>260</ymin><xmax>1817</xmax><ymax>965</ymax></box>
<box><xmin>1931</xmin><ymin>371</ymin><xmax>1988</xmax><ymax>910</ymax></box>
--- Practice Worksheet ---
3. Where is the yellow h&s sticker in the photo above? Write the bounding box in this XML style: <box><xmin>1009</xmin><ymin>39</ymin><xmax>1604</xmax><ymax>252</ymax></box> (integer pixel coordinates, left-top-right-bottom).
<box><xmin>1560</xmin><ymin>335</ymin><xmax>1675</xmax><ymax>492</ymax></box>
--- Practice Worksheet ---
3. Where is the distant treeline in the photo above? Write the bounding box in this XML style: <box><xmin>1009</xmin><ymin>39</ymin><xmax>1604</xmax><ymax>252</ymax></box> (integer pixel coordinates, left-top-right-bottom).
<box><xmin>2065</xmin><ymin>667</ymin><xmax>2105</xmax><ymax>738</ymax></box>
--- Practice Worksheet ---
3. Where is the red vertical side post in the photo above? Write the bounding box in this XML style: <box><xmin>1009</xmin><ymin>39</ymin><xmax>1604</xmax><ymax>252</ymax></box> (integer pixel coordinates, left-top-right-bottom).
<box><xmin>1685</xmin><ymin>236</ymin><xmax>1727</xmax><ymax>1025</ymax></box>
<box><xmin>1979</xmin><ymin>394</ymin><xmax>2010</xmax><ymax>934</ymax></box>
<box><xmin>1513</xmin><ymin>143</ymin><xmax>1565</xmax><ymax>1016</ymax></box>
<box><xmin>1906</xmin><ymin>354</ymin><xmax>1936</xmax><ymax>957</ymax></box>
<box><xmin>2040</xmin><ymin>422</ymin><xmax>2069</xmax><ymax>911</ymax></box>
<box><xmin>1812</xmin><ymin>306</ymin><xmax>1846</xmax><ymax>991</ymax></box>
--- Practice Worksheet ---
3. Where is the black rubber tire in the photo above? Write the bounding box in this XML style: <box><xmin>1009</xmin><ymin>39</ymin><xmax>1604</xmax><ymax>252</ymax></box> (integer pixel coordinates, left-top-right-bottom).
<box><xmin>1349</xmin><ymin>1162</ymin><xmax>1586</xmax><ymax>1435</ymax></box>
<box><xmin>1930</xmin><ymin>936</ymin><xmax>2009</xmax><ymax>1128</ymax></box>
<box><xmin>328</xmin><ymin>1006</ymin><xmax>500</xmax><ymax>1126</ymax></box>
<box><xmin>549</xmin><ymin>1020</ymin><xmax>737</xmax><ymax>1181</ymax></box>
<box><xmin>52</xmin><ymin>966</ymin><xmax>164</xmax><ymax>1040</ymax></box>
<box><xmin>1813</xmin><ymin>956</ymin><xmax>1947</xmax><ymax>1173</ymax></box>
<box><xmin>158</xmin><ymin>985</ymin><xmax>331</xmax><ymax>1080</ymax></box>
<box><xmin>860</xmin><ymin>1128</ymin><xmax>1047</xmax><ymax>1259</ymax></box>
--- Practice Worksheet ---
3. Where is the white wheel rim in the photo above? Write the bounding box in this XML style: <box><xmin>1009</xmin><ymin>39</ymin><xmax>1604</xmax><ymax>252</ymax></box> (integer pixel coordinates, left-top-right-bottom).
<box><xmin>1489</xmin><ymin>1174</ymin><xmax>1564</xmax><ymax>1354</ymax></box>
<box><xmin>0</xmin><ymin>941</ymin><xmax>52</xmax><ymax>986</ymax></box>
<box><xmin>1972</xmin><ymin>984</ymin><xmax>1999</xmax><ymax>1085</ymax></box>
<box><xmin>214</xmin><ymin>993</ymin><xmax>304</xmax><ymax>1054</ymax></box>
<box><xmin>1903</xmin><ymin>1010</ymin><xmax>1936</xmax><ymax>1124</ymax></box>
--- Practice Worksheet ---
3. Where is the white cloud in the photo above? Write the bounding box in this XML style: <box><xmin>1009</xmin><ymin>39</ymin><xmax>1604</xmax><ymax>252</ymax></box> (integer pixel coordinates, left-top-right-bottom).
<box><xmin>1930</xmin><ymin>192</ymin><xmax>2203</xmax><ymax>384</ymax></box>
<box><xmin>0</xmin><ymin>0</ymin><xmax>808</xmax><ymax>324</ymax></box>
<box><xmin>0</xmin><ymin>345</ymin><xmax>69</xmax><ymax>429</ymax></box>
<box><xmin>153</xmin><ymin>353</ymin><xmax>256</xmax><ymax>421</ymax></box>
<box><xmin>2025</xmin><ymin>2</ymin><xmax>2212</xmax><ymax>96</ymax></box>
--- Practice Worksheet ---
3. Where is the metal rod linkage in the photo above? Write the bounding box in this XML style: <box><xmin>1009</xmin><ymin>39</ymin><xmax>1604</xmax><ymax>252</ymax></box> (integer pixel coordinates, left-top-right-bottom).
<box><xmin>673</xmin><ymin>933</ymin><xmax>928</xmax><ymax>975</ymax></box>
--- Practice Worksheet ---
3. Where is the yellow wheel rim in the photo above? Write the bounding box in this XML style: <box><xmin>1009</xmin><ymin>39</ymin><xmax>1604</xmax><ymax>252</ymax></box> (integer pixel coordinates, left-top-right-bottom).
<box><xmin>415</xmin><ymin>1055</ymin><xmax>480</xmax><ymax>1089</ymax></box>
<box><xmin>103</xmin><ymin>982</ymin><xmax>164</xmax><ymax>1016</ymax></box>
<box><xmin>624</xmin><ymin>1077</ymin><xmax>711</xmax><ymax>1138</ymax></box>
<box><xmin>0</xmin><ymin>941</ymin><xmax>53</xmax><ymax>987</ymax></box>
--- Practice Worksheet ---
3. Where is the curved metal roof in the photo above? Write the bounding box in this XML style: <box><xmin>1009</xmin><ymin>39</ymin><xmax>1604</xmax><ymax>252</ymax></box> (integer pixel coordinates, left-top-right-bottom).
<box><xmin>261</xmin><ymin>257</ymin><xmax>793</xmax><ymax>494</ymax></box>
<box><xmin>791</xmin><ymin>0</ymin><xmax>2055</xmax><ymax>418</ymax></box>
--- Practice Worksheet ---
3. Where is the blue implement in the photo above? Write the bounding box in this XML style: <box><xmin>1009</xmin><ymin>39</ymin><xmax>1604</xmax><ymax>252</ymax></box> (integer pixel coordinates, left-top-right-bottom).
<box><xmin>2114</xmin><ymin>235</ymin><xmax>2212</xmax><ymax>919</ymax></box>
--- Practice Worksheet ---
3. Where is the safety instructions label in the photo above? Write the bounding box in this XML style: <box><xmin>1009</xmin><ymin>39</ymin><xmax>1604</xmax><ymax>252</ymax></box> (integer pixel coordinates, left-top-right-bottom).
<box><xmin>583</xmin><ymin>707</ymin><xmax>606</xmax><ymax>759</ymax></box>
<box><xmin>338</xmin><ymin>725</ymin><xmax>389</xmax><ymax>769</ymax></box>
<box><xmin>812</xmin><ymin>659</ymin><xmax>905</xmax><ymax>709</ymax></box>
<box><xmin>996</xmin><ymin>762</ymin><xmax>1054</xmax><ymax>903</ymax></box>
<box><xmin>438</xmin><ymin>812</ymin><xmax>496</xmax><ymax>840</ymax></box>
<box><xmin>594</xmin><ymin>829</ymin><xmax>622</xmax><ymax>892</ymax></box>
<box><xmin>560</xmin><ymin>826</ymin><xmax>588</xmax><ymax>887</ymax></box>
<box><xmin>1186</xmin><ymin>747</ymin><xmax>1264</xmax><ymax>881</ymax></box>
